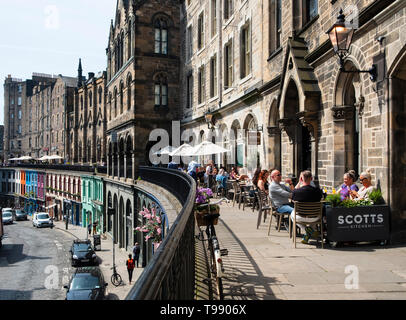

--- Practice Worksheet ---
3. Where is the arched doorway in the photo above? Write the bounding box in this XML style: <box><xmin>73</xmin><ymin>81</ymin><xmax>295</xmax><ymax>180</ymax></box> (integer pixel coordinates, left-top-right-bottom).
<box><xmin>119</xmin><ymin>197</ymin><xmax>125</xmax><ymax>248</ymax></box>
<box><xmin>230</xmin><ymin>120</ymin><xmax>242</xmax><ymax>167</ymax></box>
<box><xmin>268</xmin><ymin>100</ymin><xmax>281</xmax><ymax>170</ymax></box>
<box><xmin>243</xmin><ymin>114</ymin><xmax>260</xmax><ymax>175</ymax></box>
<box><xmin>281</xmin><ymin>79</ymin><xmax>312</xmax><ymax>178</ymax></box>
<box><xmin>126</xmin><ymin>199</ymin><xmax>132</xmax><ymax>250</ymax></box>
<box><xmin>389</xmin><ymin>50</ymin><xmax>406</xmax><ymax>238</ymax></box>
<box><xmin>113</xmin><ymin>194</ymin><xmax>118</xmax><ymax>244</ymax></box>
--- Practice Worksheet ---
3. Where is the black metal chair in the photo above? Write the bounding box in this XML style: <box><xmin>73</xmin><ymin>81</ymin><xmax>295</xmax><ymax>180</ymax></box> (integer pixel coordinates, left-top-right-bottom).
<box><xmin>256</xmin><ymin>190</ymin><xmax>272</xmax><ymax>229</ymax></box>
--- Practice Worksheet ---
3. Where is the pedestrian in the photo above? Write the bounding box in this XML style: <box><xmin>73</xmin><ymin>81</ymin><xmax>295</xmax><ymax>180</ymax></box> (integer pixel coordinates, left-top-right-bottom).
<box><xmin>92</xmin><ymin>221</ymin><xmax>98</xmax><ymax>235</ymax></box>
<box><xmin>87</xmin><ymin>223</ymin><xmax>92</xmax><ymax>236</ymax></box>
<box><xmin>126</xmin><ymin>254</ymin><xmax>135</xmax><ymax>284</ymax></box>
<box><xmin>132</xmin><ymin>242</ymin><xmax>141</xmax><ymax>268</ymax></box>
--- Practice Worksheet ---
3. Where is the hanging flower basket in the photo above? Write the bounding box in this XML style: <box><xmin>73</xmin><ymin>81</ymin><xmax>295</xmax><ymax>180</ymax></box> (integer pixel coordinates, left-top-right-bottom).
<box><xmin>194</xmin><ymin>203</ymin><xmax>220</xmax><ymax>227</ymax></box>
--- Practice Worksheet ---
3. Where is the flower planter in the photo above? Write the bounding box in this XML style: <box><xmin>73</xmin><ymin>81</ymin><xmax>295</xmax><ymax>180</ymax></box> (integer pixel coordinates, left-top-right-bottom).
<box><xmin>194</xmin><ymin>204</ymin><xmax>220</xmax><ymax>227</ymax></box>
<box><xmin>326</xmin><ymin>205</ymin><xmax>390</xmax><ymax>243</ymax></box>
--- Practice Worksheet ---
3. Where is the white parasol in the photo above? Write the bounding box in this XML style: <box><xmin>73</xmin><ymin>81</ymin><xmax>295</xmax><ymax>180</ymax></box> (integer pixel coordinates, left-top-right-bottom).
<box><xmin>169</xmin><ymin>144</ymin><xmax>196</xmax><ymax>157</ymax></box>
<box><xmin>190</xmin><ymin>141</ymin><xmax>230</xmax><ymax>156</ymax></box>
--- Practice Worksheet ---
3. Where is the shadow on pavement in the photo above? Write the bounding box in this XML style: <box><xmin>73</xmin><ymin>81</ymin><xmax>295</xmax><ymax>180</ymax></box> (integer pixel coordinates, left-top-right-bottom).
<box><xmin>0</xmin><ymin>244</ymin><xmax>51</xmax><ymax>266</ymax></box>
<box><xmin>106</xmin><ymin>293</ymin><xmax>120</xmax><ymax>300</ymax></box>
<box><xmin>217</xmin><ymin>217</ymin><xmax>280</xmax><ymax>300</ymax></box>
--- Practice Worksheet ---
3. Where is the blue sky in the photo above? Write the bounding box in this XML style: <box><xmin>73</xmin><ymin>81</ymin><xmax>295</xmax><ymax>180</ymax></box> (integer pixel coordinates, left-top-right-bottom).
<box><xmin>0</xmin><ymin>0</ymin><xmax>117</xmax><ymax>125</ymax></box>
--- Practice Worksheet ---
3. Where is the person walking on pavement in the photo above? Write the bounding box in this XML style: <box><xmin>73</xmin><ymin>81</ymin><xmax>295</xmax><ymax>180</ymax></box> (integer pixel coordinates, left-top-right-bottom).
<box><xmin>87</xmin><ymin>223</ymin><xmax>92</xmax><ymax>236</ymax></box>
<box><xmin>132</xmin><ymin>242</ymin><xmax>141</xmax><ymax>268</ymax></box>
<box><xmin>126</xmin><ymin>254</ymin><xmax>135</xmax><ymax>284</ymax></box>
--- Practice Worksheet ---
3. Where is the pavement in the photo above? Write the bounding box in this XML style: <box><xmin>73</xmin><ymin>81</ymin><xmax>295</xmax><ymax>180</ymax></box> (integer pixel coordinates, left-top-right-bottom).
<box><xmin>215</xmin><ymin>202</ymin><xmax>406</xmax><ymax>300</ymax></box>
<box><xmin>52</xmin><ymin>219</ymin><xmax>143</xmax><ymax>300</ymax></box>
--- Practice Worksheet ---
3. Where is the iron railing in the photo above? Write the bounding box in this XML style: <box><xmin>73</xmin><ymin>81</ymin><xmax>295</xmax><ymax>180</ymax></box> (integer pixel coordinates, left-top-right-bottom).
<box><xmin>126</xmin><ymin>167</ymin><xmax>197</xmax><ymax>300</ymax></box>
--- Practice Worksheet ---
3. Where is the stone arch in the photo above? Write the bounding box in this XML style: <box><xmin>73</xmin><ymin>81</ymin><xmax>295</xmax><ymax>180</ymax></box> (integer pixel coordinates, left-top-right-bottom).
<box><xmin>119</xmin><ymin>196</ymin><xmax>125</xmax><ymax>248</ymax></box>
<box><xmin>113</xmin><ymin>193</ymin><xmax>118</xmax><ymax>243</ymax></box>
<box><xmin>119</xmin><ymin>81</ymin><xmax>124</xmax><ymax>114</ymax></box>
<box><xmin>267</xmin><ymin>98</ymin><xmax>281</xmax><ymax>170</ymax></box>
<box><xmin>387</xmin><ymin>46</ymin><xmax>406</xmax><ymax>238</ymax></box>
<box><xmin>127</xmin><ymin>73</ymin><xmax>132</xmax><ymax>110</ymax></box>
<box><xmin>126</xmin><ymin>199</ymin><xmax>132</xmax><ymax>249</ymax></box>
<box><xmin>230</xmin><ymin>119</ymin><xmax>242</xmax><ymax>166</ymax></box>
<box><xmin>119</xmin><ymin>137</ymin><xmax>125</xmax><ymax>178</ymax></box>
<box><xmin>126</xmin><ymin>135</ymin><xmax>133</xmax><ymax>179</ymax></box>
<box><xmin>243</xmin><ymin>114</ymin><xmax>259</xmax><ymax>173</ymax></box>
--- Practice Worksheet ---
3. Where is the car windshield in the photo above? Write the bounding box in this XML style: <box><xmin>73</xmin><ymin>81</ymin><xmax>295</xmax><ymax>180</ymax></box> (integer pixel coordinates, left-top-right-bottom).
<box><xmin>70</xmin><ymin>275</ymin><xmax>100</xmax><ymax>290</ymax></box>
<box><xmin>38</xmin><ymin>214</ymin><xmax>49</xmax><ymax>220</ymax></box>
<box><xmin>16</xmin><ymin>210</ymin><xmax>24</xmax><ymax>215</ymax></box>
<box><xmin>3</xmin><ymin>212</ymin><xmax>12</xmax><ymax>218</ymax></box>
<box><xmin>74</xmin><ymin>243</ymin><xmax>91</xmax><ymax>252</ymax></box>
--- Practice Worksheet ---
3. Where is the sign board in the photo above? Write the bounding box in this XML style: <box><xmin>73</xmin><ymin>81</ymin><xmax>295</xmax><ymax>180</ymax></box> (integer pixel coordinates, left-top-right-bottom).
<box><xmin>248</xmin><ymin>131</ymin><xmax>261</xmax><ymax>146</ymax></box>
<box><xmin>326</xmin><ymin>205</ymin><xmax>390</xmax><ymax>242</ymax></box>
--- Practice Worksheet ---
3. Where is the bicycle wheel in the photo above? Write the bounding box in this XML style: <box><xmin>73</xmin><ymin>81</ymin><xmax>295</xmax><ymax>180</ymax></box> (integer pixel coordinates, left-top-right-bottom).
<box><xmin>111</xmin><ymin>273</ymin><xmax>122</xmax><ymax>287</ymax></box>
<box><xmin>216</xmin><ymin>277</ymin><xmax>224</xmax><ymax>300</ymax></box>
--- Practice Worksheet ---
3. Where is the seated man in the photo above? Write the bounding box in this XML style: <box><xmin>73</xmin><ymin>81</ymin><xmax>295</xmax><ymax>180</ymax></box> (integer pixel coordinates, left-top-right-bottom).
<box><xmin>291</xmin><ymin>170</ymin><xmax>323</xmax><ymax>244</ymax></box>
<box><xmin>269</xmin><ymin>170</ymin><xmax>295</xmax><ymax>229</ymax></box>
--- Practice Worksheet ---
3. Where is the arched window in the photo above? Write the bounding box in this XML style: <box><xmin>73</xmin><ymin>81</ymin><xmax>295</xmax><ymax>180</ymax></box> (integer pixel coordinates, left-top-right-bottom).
<box><xmin>80</xmin><ymin>96</ymin><xmax>83</xmax><ymax>110</ymax></box>
<box><xmin>120</xmin><ymin>82</ymin><xmax>124</xmax><ymax>114</ymax></box>
<box><xmin>154</xmin><ymin>18</ymin><xmax>168</xmax><ymax>55</ymax></box>
<box><xmin>127</xmin><ymin>75</ymin><xmax>132</xmax><ymax>110</ymax></box>
<box><xmin>128</xmin><ymin>21</ymin><xmax>132</xmax><ymax>60</ymax></box>
<box><xmin>98</xmin><ymin>87</ymin><xmax>103</xmax><ymax>105</ymax></box>
<box><xmin>114</xmin><ymin>87</ymin><xmax>118</xmax><ymax>118</ymax></box>
<box><xmin>154</xmin><ymin>73</ymin><xmax>168</xmax><ymax>108</ymax></box>
<box><xmin>89</xmin><ymin>91</ymin><xmax>92</xmax><ymax>107</ymax></box>
<box><xmin>109</xmin><ymin>93</ymin><xmax>112</xmax><ymax>121</ymax></box>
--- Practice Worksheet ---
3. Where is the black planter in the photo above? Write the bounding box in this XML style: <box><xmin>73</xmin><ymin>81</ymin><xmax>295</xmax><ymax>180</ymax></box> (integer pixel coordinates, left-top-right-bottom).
<box><xmin>326</xmin><ymin>205</ymin><xmax>390</xmax><ymax>243</ymax></box>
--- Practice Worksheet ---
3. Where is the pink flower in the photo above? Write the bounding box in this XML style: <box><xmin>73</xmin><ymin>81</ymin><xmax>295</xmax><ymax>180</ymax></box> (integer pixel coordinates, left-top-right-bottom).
<box><xmin>157</xmin><ymin>228</ymin><xmax>162</xmax><ymax>235</ymax></box>
<box><xmin>145</xmin><ymin>214</ymin><xmax>152</xmax><ymax>220</ymax></box>
<box><xmin>157</xmin><ymin>217</ymin><xmax>161</xmax><ymax>224</ymax></box>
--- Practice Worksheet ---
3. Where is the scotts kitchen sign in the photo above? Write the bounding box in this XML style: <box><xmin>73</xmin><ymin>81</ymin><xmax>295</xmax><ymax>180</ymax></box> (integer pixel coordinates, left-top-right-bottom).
<box><xmin>326</xmin><ymin>205</ymin><xmax>390</xmax><ymax>242</ymax></box>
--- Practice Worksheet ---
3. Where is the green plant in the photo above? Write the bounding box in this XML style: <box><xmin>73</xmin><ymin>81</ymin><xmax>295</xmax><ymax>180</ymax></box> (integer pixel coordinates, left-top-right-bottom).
<box><xmin>325</xmin><ymin>194</ymin><xmax>341</xmax><ymax>207</ymax></box>
<box><xmin>341</xmin><ymin>199</ymin><xmax>359</xmax><ymax>208</ymax></box>
<box><xmin>369</xmin><ymin>188</ymin><xmax>385</xmax><ymax>205</ymax></box>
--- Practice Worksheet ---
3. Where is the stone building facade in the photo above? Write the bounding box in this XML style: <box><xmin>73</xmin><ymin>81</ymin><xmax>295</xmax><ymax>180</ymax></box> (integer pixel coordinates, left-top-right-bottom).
<box><xmin>68</xmin><ymin>60</ymin><xmax>107</xmax><ymax>165</ymax></box>
<box><xmin>106</xmin><ymin>0</ymin><xmax>181</xmax><ymax>182</ymax></box>
<box><xmin>180</xmin><ymin>0</ymin><xmax>406</xmax><ymax>241</ymax></box>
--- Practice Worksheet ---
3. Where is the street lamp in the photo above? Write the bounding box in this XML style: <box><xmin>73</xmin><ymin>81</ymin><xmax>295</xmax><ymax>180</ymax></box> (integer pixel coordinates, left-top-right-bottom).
<box><xmin>327</xmin><ymin>9</ymin><xmax>377</xmax><ymax>82</ymax></box>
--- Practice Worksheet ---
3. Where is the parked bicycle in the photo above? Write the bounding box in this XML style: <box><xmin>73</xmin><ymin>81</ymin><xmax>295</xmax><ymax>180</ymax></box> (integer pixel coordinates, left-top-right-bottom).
<box><xmin>110</xmin><ymin>263</ymin><xmax>122</xmax><ymax>287</ymax></box>
<box><xmin>196</xmin><ymin>197</ymin><xmax>229</xmax><ymax>300</ymax></box>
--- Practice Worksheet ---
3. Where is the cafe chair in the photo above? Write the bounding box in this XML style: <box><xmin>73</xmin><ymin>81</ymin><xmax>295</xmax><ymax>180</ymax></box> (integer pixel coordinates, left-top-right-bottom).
<box><xmin>241</xmin><ymin>185</ymin><xmax>256</xmax><ymax>211</ymax></box>
<box><xmin>231</xmin><ymin>181</ymin><xmax>242</xmax><ymax>208</ymax></box>
<box><xmin>290</xmin><ymin>201</ymin><xmax>324</xmax><ymax>249</ymax></box>
<box><xmin>267</xmin><ymin>195</ymin><xmax>290</xmax><ymax>236</ymax></box>
<box><xmin>256</xmin><ymin>190</ymin><xmax>272</xmax><ymax>229</ymax></box>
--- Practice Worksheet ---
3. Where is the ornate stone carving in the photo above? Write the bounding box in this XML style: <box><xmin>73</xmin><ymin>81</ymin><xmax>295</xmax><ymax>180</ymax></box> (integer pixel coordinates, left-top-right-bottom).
<box><xmin>332</xmin><ymin>105</ymin><xmax>354</xmax><ymax>121</ymax></box>
<box><xmin>278</xmin><ymin>118</ymin><xmax>296</xmax><ymax>142</ymax></box>
<box><xmin>297</xmin><ymin>111</ymin><xmax>318</xmax><ymax>140</ymax></box>
<box><xmin>267</xmin><ymin>126</ymin><xmax>280</xmax><ymax>136</ymax></box>
<box><xmin>355</xmin><ymin>96</ymin><xmax>365</xmax><ymax>117</ymax></box>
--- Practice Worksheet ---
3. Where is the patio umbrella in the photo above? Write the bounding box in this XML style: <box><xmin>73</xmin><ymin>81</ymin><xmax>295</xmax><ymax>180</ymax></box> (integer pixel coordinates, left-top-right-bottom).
<box><xmin>169</xmin><ymin>144</ymin><xmax>196</xmax><ymax>157</ymax></box>
<box><xmin>191</xmin><ymin>141</ymin><xmax>230</xmax><ymax>156</ymax></box>
<box><xmin>8</xmin><ymin>158</ymin><xmax>20</xmax><ymax>161</ymax></box>
<box><xmin>18</xmin><ymin>156</ymin><xmax>34</xmax><ymax>161</ymax></box>
<box><xmin>153</xmin><ymin>145</ymin><xmax>175</xmax><ymax>156</ymax></box>
<box><xmin>47</xmin><ymin>155</ymin><xmax>64</xmax><ymax>160</ymax></box>
<box><xmin>37</xmin><ymin>156</ymin><xmax>50</xmax><ymax>161</ymax></box>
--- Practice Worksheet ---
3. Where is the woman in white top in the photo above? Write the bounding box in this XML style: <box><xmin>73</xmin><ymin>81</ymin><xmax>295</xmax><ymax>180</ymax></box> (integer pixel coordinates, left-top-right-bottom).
<box><xmin>351</xmin><ymin>171</ymin><xmax>374</xmax><ymax>200</ymax></box>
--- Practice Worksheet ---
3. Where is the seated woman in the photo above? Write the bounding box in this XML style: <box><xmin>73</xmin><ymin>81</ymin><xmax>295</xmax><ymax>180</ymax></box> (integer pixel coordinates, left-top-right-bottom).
<box><xmin>257</xmin><ymin>170</ymin><xmax>269</xmax><ymax>194</ymax></box>
<box><xmin>229</xmin><ymin>167</ymin><xmax>240</xmax><ymax>180</ymax></box>
<box><xmin>251</xmin><ymin>168</ymin><xmax>262</xmax><ymax>188</ymax></box>
<box><xmin>351</xmin><ymin>171</ymin><xmax>374</xmax><ymax>200</ymax></box>
<box><xmin>337</xmin><ymin>171</ymin><xmax>359</xmax><ymax>200</ymax></box>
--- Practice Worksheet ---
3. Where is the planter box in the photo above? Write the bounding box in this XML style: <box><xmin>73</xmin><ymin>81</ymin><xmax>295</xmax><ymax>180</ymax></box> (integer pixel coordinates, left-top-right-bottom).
<box><xmin>326</xmin><ymin>205</ymin><xmax>390</xmax><ymax>242</ymax></box>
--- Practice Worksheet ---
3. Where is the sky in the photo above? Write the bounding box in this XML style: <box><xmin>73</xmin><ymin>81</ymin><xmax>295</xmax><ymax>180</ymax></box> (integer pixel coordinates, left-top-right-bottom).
<box><xmin>0</xmin><ymin>0</ymin><xmax>117</xmax><ymax>125</ymax></box>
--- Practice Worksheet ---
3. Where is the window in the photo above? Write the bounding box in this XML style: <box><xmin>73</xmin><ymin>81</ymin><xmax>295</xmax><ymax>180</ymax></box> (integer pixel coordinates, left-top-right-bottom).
<box><xmin>293</xmin><ymin>0</ymin><xmax>318</xmax><ymax>30</ymax></box>
<box><xmin>198</xmin><ymin>65</ymin><xmax>206</xmax><ymax>104</ymax></box>
<box><xmin>198</xmin><ymin>13</ymin><xmax>204</xmax><ymax>50</ymax></box>
<box><xmin>154</xmin><ymin>83</ymin><xmax>168</xmax><ymax>108</ymax></box>
<box><xmin>98</xmin><ymin>87</ymin><xmax>103</xmax><ymax>105</ymax></box>
<box><xmin>114</xmin><ymin>88</ymin><xmax>118</xmax><ymax>117</ymax></box>
<box><xmin>18</xmin><ymin>141</ymin><xmax>21</xmax><ymax>149</ymax></box>
<box><xmin>154</xmin><ymin>18</ymin><xmax>168</xmax><ymax>55</ymax></box>
<box><xmin>18</xmin><ymin>109</ymin><xmax>22</xmax><ymax>119</ymax></box>
<box><xmin>81</xmin><ymin>96</ymin><xmax>83</xmax><ymax>110</ymax></box>
<box><xmin>120</xmin><ymin>83</ymin><xmax>124</xmax><ymax>114</ymax></box>
<box><xmin>11</xmin><ymin>113</ymin><xmax>14</xmax><ymax>119</ymax></box>
<box><xmin>18</xmin><ymin>85</ymin><xmax>22</xmax><ymax>93</ymax></box>
<box><xmin>11</xmin><ymin>98</ymin><xmax>14</xmax><ymax>105</ymax></box>
<box><xmin>29</xmin><ymin>138</ymin><xmax>32</xmax><ymax>148</ymax></box>
<box><xmin>127</xmin><ymin>77</ymin><xmax>132</xmax><ymax>110</ymax></box>
<box><xmin>187</xmin><ymin>25</ymin><xmax>193</xmax><ymax>60</ymax></box>
<box><xmin>210</xmin><ymin>55</ymin><xmax>218</xmax><ymax>98</ymax></box>
<box><xmin>187</xmin><ymin>74</ymin><xmax>193</xmax><ymax>109</ymax></box>
<box><xmin>211</xmin><ymin>0</ymin><xmax>217</xmax><ymax>38</ymax></box>
<box><xmin>240</xmin><ymin>24</ymin><xmax>251</xmax><ymax>78</ymax></box>
<box><xmin>269</xmin><ymin>0</ymin><xmax>282</xmax><ymax>54</ymax></box>
<box><xmin>18</xmin><ymin>125</ymin><xmax>22</xmax><ymax>134</ymax></box>
<box><xmin>224</xmin><ymin>0</ymin><xmax>233</xmax><ymax>20</ymax></box>
<box><xmin>89</xmin><ymin>91</ymin><xmax>92</xmax><ymax>107</ymax></box>
<box><xmin>224</xmin><ymin>42</ymin><xmax>233</xmax><ymax>89</ymax></box>
<box><xmin>18</xmin><ymin>97</ymin><xmax>22</xmax><ymax>106</ymax></box>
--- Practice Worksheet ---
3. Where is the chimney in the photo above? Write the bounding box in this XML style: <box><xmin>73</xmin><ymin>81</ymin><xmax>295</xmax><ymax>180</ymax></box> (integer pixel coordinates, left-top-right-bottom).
<box><xmin>88</xmin><ymin>72</ymin><xmax>95</xmax><ymax>80</ymax></box>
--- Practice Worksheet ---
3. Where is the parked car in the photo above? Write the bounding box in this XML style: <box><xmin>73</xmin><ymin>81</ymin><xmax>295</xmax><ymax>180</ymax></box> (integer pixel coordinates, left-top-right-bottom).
<box><xmin>64</xmin><ymin>267</ymin><xmax>108</xmax><ymax>300</ymax></box>
<box><xmin>2</xmin><ymin>211</ymin><xmax>13</xmax><ymax>225</ymax></box>
<box><xmin>70</xmin><ymin>239</ymin><xmax>98</xmax><ymax>267</ymax></box>
<box><xmin>2</xmin><ymin>208</ymin><xmax>14</xmax><ymax>220</ymax></box>
<box><xmin>15</xmin><ymin>210</ymin><xmax>28</xmax><ymax>221</ymax></box>
<box><xmin>33</xmin><ymin>213</ymin><xmax>54</xmax><ymax>228</ymax></box>
<box><xmin>0</xmin><ymin>212</ymin><xmax>4</xmax><ymax>248</ymax></box>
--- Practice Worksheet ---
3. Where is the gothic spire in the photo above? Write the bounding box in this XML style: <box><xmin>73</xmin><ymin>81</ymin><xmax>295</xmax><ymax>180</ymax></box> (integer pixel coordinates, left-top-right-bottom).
<box><xmin>77</xmin><ymin>58</ymin><xmax>83</xmax><ymax>88</ymax></box>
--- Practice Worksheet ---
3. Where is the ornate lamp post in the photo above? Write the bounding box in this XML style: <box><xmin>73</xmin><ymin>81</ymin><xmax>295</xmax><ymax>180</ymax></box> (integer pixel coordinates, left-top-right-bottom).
<box><xmin>327</xmin><ymin>9</ymin><xmax>377</xmax><ymax>82</ymax></box>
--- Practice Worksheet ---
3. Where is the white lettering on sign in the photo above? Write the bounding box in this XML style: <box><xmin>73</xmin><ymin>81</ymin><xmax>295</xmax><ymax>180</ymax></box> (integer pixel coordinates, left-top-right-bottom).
<box><xmin>338</xmin><ymin>214</ymin><xmax>384</xmax><ymax>225</ymax></box>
